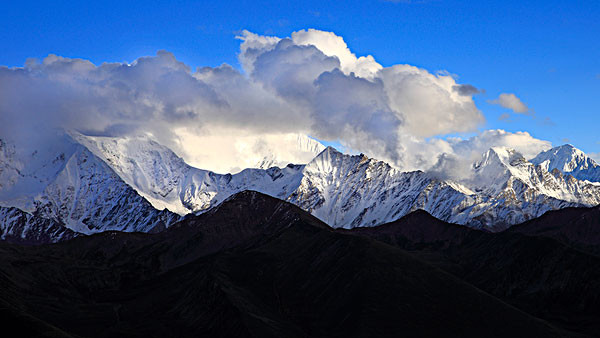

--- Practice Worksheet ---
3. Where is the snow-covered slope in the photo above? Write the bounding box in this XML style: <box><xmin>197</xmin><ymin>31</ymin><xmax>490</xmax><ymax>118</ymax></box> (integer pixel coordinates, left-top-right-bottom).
<box><xmin>0</xmin><ymin>134</ymin><xmax>178</xmax><ymax>239</ymax></box>
<box><xmin>283</xmin><ymin>146</ymin><xmax>600</xmax><ymax>230</ymax></box>
<box><xmin>73</xmin><ymin>134</ymin><xmax>474</xmax><ymax>228</ymax></box>
<box><xmin>72</xmin><ymin>132</ymin><xmax>306</xmax><ymax>215</ymax></box>
<box><xmin>531</xmin><ymin>144</ymin><xmax>600</xmax><ymax>182</ymax></box>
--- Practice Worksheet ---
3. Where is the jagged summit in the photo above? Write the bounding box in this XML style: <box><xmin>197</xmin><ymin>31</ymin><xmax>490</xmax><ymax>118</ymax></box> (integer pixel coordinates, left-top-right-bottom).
<box><xmin>0</xmin><ymin>133</ymin><xmax>178</xmax><ymax>238</ymax></box>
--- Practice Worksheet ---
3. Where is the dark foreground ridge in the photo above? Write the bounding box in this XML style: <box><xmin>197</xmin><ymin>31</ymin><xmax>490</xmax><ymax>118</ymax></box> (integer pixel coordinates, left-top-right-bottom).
<box><xmin>350</xmin><ymin>207</ymin><xmax>600</xmax><ymax>336</ymax></box>
<box><xmin>0</xmin><ymin>191</ymin><xmax>596</xmax><ymax>337</ymax></box>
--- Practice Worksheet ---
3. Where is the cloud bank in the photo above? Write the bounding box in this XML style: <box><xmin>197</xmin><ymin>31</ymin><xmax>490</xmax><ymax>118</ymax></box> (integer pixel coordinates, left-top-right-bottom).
<box><xmin>0</xmin><ymin>29</ymin><xmax>550</xmax><ymax>173</ymax></box>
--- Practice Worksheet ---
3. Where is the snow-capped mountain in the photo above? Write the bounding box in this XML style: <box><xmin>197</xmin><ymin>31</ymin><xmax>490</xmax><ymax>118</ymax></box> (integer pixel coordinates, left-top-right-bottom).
<box><xmin>3</xmin><ymin>131</ymin><xmax>600</xmax><ymax>243</ymax></box>
<box><xmin>531</xmin><ymin>144</ymin><xmax>600</xmax><ymax>182</ymax></box>
<box><xmin>0</xmin><ymin>134</ymin><xmax>178</xmax><ymax>239</ymax></box>
<box><xmin>72</xmin><ymin>134</ymin><xmax>474</xmax><ymax>228</ymax></box>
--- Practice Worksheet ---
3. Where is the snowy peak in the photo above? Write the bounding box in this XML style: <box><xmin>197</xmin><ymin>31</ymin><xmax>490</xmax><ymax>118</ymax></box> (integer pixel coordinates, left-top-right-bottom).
<box><xmin>305</xmin><ymin>146</ymin><xmax>345</xmax><ymax>173</ymax></box>
<box><xmin>0</xmin><ymin>133</ymin><xmax>179</xmax><ymax>238</ymax></box>
<box><xmin>305</xmin><ymin>146</ymin><xmax>373</xmax><ymax>174</ymax></box>
<box><xmin>531</xmin><ymin>144</ymin><xmax>600</xmax><ymax>182</ymax></box>
<box><xmin>469</xmin><ymin>147</ymin><xmax>530</xmax><ymax>191</ymax></box>
<box><xmin>474</xmin><ymin>147</ymin><xmax>527</xmax><ymax>170</ymax></box>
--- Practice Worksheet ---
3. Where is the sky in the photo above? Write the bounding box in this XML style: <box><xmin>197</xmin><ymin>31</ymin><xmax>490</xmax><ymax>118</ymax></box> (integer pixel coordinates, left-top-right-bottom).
<box><xmin>1</xmin><ymin>0</ymin><xmax>599</xmax><ymax>172</ymax></box>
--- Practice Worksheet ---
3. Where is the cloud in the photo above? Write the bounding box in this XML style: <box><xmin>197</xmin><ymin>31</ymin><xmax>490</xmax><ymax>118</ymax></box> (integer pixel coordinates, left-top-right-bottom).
<box><xmin>290</xmin><ymin>29</ymin><xmax>382</xmax><ymax>79</ymax></box>
<box><xmin>233</xmin><ymin>29</ymin><xmax>486</xmax><ymax>167</ymax></box>
<box><xmin>488</xmin><ymin>93</ymin><xmax>529</xmax><ymax>113</ymax></box>
<box><xmin>235</xmin><ymin>30</ymin><xmax>280</xmax><ymax>74</ymax></box>
<box><xmin>0</xmin><ymin>28</ymin><xmax>547</xmax><ymax>175</ymax></box>
<box><xmin>426</xmin><ymin>129</ymin><xmax>552</xmax><ymax>181</ymax></box>
<box><xmin>380</xmin><ymin>65</ymin><xmax>484</xmax><ymax>138</ymax></box>
<box><xmin>447</xmin><ymin>129</ymin><xmax>552</xmax><ymax>160</ymax></box>
<box><xmin>453</xmin><ymin>84</ymin><xmax>482</xmax><ymax>96</ymax></box>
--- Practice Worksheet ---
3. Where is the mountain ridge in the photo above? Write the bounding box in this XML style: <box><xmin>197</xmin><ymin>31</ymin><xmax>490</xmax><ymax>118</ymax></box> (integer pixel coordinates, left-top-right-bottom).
<box><xmin>2</xmin><ymin>131</ymin><xmax>600</xmax><ymax>243</ymax></box>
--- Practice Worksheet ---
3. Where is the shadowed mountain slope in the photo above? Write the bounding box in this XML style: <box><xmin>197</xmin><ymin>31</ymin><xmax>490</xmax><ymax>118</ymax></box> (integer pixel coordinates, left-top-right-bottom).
<box><xmin>508</xmin><ymin>205</ymin><xmax>600</xmax><ymax>255</ymax></box>
<box><xmin>351</xmin><ymin>207</ymin><xmax>600</xmax><ymax>336</ymax></box>
<box><xmin>0</xmin><ymin>191</ymin><xmax>579</xmax><ymax>338</ymax></box>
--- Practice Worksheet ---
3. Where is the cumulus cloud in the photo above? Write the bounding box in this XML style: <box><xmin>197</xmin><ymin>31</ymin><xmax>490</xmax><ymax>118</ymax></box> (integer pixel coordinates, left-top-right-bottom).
<box><xmin>379</xmin><ymin>65</ymin><xmax>484</xmax><ymax>138</ymax></box>
<box><xmin>290</xmin><ymin>29</ymin><xmax>382</xmax><ymax>79</ymax></box>
<box><xmin>1</xmin><ymin>51</ymin><xmax>224</xmax><ymax>151</ymax></box>
<box><xmin>236</xmin><ymin>30</ymin><xmax>280</xmax><ymax>74</ymax></box>
<box><xmin>489</xmin><ymin>93</ymin><xmax>529</xmax><ymax>113</ymax></box>
<box><xmin>0</xmin><ymin>28</ymin><xmax>550</xmax><ymax>175</ymax></box>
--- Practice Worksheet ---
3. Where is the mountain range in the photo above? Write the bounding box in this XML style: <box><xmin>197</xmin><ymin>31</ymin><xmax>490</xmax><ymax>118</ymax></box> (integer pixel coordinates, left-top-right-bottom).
<box><xmin>2</xmin><ymin>131</ymin><xmax>600</xmax><ymax>243</ymax></box>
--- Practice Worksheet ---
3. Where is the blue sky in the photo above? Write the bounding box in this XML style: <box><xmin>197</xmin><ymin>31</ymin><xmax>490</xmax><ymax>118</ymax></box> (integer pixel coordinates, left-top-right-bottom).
<box><xmin>2</xmin><ymin>0</ymin><xmax>599</xmax><ymax>154</ymax></box>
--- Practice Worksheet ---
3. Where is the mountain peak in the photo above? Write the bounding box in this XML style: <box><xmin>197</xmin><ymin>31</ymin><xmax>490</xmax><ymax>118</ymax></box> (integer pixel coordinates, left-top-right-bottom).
<box><xmin>306</xmin><ymin>146</ymin><xmax>346</xmax><ymax>172</ymax></box>
<box><xmin>531</xmin><ymin>144</ymin><xmax>600</xmax><ymax>182</ymax></box>
<box><xmin>475</xmin><ymin>147</ymin><xmax>526</xmax><ymax>170</ymax></box>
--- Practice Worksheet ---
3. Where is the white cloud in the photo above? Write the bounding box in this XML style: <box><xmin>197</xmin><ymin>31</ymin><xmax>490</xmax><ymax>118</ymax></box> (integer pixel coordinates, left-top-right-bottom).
<box><xmin>0</xmin><ymin>28</ymin><xmax>550</xmax><ymax>175</ymax></box>
<box><xmin>393</xmin><ymin>129</ymin><xmax>551</xmax><ymax>173</ymax></box>
<box><xmin>489</xmin><ymin>93</ymin><xmax>529</xmax><ymax>113</ymax></box>
<box><xmin>379</xmin><ymin>65</ymin><xmax>484</xmax><ymax>137</ymax></box>
<box><xmin>447</xmin><ymin>129</ymin><xmax>552</xmax><ymax>160</ymax></box>
<box><xmin>425</xmin><ymin>129</ymin><xmax>552</xmax><ymax>181</ymax></box>
<box><xmin>291</xmin><ymin>29</ymin><xmax>382</xmax><ymax>79</ymax></box>
<box><xmin>172</xmin><ymin>128</ymin><xmax>324</xmax><ymax>174</ymax></box>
